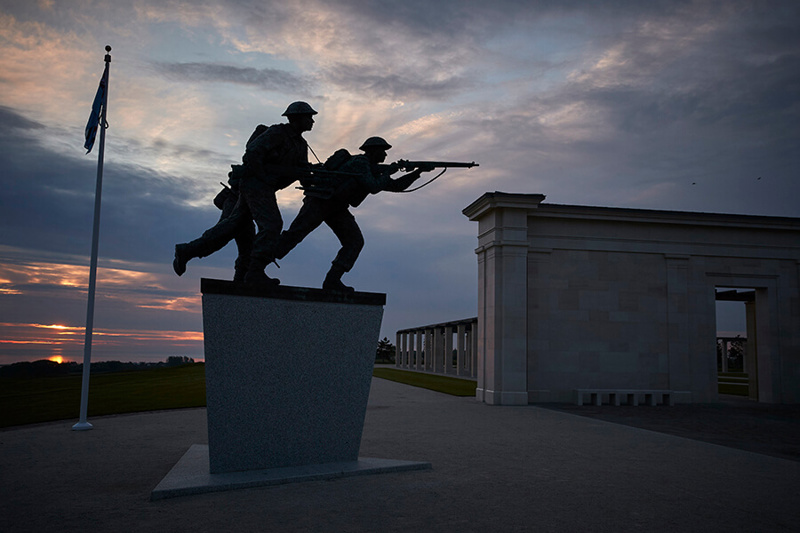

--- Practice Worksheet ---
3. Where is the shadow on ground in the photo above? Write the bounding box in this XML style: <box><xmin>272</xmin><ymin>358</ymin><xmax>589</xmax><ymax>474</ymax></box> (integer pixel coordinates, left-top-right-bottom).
<box><xmin>542</xmin><ymin>395</ymin><xmax>800</xmax><ymax>462</ymax></box>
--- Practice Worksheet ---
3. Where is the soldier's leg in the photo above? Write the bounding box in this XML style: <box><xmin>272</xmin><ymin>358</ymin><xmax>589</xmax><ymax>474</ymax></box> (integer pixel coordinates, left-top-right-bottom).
<box><xmin>274</xmin><ymin>196</ymin><xmax>328</xmax><ymax>261</ymax></box>
<box><xmin>231</xmin><ymin>198</ymin><xmax>255</xmax><ymax>282</ymax></box>
<box><xmin>240</xmin><ymin>182</ymin><xmax>282</xmax><ymax>285</ymax></box>
<box><xmin>173</xmin><ymin>196</ymin><xmax>246</xmax><ymax>276</ymax></box>
<box><xmin>321</xmin><ymin>208</ymin><xmax>363</xmax><ymax>292</ymax></box>
<box><xmin>232</xmin><ymin>223</ymin><xmax>255</xmax><ymax>282</ymax></box>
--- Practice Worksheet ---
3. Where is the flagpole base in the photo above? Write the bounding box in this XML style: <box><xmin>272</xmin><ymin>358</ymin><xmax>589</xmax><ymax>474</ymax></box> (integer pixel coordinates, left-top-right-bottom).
<box><xmin>72</xmin><ymin>421</ymin><xmax>94</xmax><ymax>431</ymax></box>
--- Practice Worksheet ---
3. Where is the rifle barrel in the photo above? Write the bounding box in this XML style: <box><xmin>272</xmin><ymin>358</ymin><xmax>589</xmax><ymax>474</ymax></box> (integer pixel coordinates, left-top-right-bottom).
<box><xmin>398</xmin><ymin>160</ymin><xmax>479</xmax><ymax>170</ymax></box>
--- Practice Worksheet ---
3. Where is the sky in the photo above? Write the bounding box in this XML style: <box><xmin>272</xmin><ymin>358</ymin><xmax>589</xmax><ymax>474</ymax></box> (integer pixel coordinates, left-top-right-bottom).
<box><xmin>0</xmin><ymin>0</ymin><xmax>798</xmax><ymax>364</ymax></box>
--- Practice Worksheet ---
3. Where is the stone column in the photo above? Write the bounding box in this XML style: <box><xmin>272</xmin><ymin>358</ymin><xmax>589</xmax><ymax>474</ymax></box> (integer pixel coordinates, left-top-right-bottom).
<box><xmin>471</xmin><ymin>320</ymin><xmax>479</xmax><ymax>378</ymax></box>
<box><xmin>442</xmin><ymin>326</ymin><xmax>451</xmax><ymax>374</ymax></box>
<box><xmin>401</xmin><ymin>331</ymin><xmax>409</xmax><ymax>367</ymax></box>
<box><xmin>665</xmin><ymin>255</ymin><xmax>697</xmax><ymax>399</ymax></box>
<box><xmin>721</xmin><ymin>339</ymin><xmax>729</xmax><ymax>372</ymax></box>
<box><xmin>410</xmin><ymin>330</ymin><xmax>417</xmax><ymax>368</ymax></box>
<box><xmin>396</xmin><ymin>331</ymin><xmax>403</xmax><ymax>368</ymax></box>
<box><xmin>463</xmin><ymin>193</ymin><xmax>543</xmax><ymax>405</ymax></box>
<box><xmin>745</xmin><ymin>300</ymin><xmax>758</xmax><ymax>401</ymax></box>
<box><xmin>457</xmin><ymin>323</ymin><xmax>466</xmax><ymax>376</ymax></box>
<box><xmin>427</xmin><ymin>329</ymin><xmax>434</xmax><ymax>372</ymax></box>
<box><xmin>432</xmin><ymin>327</ymin><xmax>442</xmax><ymax>373</ymax></box>
<box><xmin>417</xmin><ymin>330</ymin><xmax>423</xmax><ymax>370</ymax></box>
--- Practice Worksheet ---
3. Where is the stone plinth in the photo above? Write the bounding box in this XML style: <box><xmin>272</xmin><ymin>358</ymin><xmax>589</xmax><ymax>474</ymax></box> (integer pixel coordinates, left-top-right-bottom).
<box><xmin>201</xmin><ymin>279</ymin><xmax>385</xmax><ymax>474</ymax></box>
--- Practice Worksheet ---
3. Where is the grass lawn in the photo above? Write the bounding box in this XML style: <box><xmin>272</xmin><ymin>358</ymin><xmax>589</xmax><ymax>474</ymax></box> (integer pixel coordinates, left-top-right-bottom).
<box><xmin>372</xmin><ymin>367</ymin><xmax>477</xmax><ymax>396</ymax></box>
<box><xmin>0</xmin><ymin>363</ymin><xmax>476</xmax><ymax>429</ymax></box>
<box><xmin>0</xmin><ymin>363</ymin><xmax>207</xmax><ymax>428</ymax></box>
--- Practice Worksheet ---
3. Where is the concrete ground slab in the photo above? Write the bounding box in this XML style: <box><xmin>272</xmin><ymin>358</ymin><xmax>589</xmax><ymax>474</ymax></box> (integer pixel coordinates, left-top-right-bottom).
<box><xmin>151</xmin><ymin>444</ymin><xmax>431</xmax><ymax>500</ymax></box>
<box><xmin>2</xmin><ymin>377</ymin><xmax>799</xmax><ymax>532</ymax></box>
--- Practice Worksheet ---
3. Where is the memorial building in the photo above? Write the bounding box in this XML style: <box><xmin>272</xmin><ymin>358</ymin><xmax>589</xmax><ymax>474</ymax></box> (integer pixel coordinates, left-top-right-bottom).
<box><xmin>397</xmin><ymin>193</ymin><xmax>800</xmax><ymax>406</ymax></box>
<box><xmin>462</xmin><ymin>192</ymin><xmax>800</xmax><ymax>405</ymax></box>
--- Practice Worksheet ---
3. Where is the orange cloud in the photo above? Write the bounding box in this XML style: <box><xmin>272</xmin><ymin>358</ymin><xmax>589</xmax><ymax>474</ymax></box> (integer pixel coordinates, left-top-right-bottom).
<box><xmin>0</xmin><ymin>256</ymin><xmax>201</xmax><ymax>313</ymax></box>
<box><xmin>0</xmin><ymin>322</ymin><xmax>203</xmax><ymax>353</ymax></box>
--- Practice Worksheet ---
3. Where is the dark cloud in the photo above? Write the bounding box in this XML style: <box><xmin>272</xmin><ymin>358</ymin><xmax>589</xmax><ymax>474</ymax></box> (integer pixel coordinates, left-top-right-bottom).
<box><xmin>336</xmin><ymin>0</ymin><xmax>682</xmax><ymax>38</ymax></box>
<box><xmin>152</xmin><ymin>61</ymin><xmax>316</xmax><ymax>94</ymax></box>
<box><xmin>0</xmin><ymin>105</ymin><xmax>46</xmax><ymax>130</ymax></box>
<box><xmin>0</xmin><ymin>106</ymin><xmax>220</xmax><ymax>264</ymax></box>
<box><xmin>323</xmin><ymin>63</ymin><xmax>474</xmax><ymax>100</ymax></box>
<box><xmin>437</xmin><ymin>2</ymin><xmax>800</xmax><ymax>216</ymax></box>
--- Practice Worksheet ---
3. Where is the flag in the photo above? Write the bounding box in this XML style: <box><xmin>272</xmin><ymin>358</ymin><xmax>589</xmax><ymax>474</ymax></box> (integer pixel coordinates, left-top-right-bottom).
<box><xmin>84</xmin><ymin>65</ymin><xmax>108</xmax><ymax>154</ymax></box>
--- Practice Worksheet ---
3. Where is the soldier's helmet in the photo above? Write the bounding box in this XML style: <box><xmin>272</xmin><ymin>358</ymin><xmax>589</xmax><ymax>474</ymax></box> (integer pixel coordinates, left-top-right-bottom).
<box><xmin>282</xmin><ymin>101</ymin><xmax>318</xmax><ymax>116</ymax></box>
<box><xmin>359</xmin><ymin>136</ymin><xmax>392</xmax><ymax>151</ymax></box>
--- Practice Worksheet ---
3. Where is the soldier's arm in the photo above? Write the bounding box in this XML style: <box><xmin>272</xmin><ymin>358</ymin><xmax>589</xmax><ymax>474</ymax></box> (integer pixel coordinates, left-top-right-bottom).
<box><xmin>382</xmin><ymin>162</ymin><xmax>435</xmax><ymax>192</ymax></box>
<box><xmin>343</xmin><ymin>157</ymin><xmax>389</xmax><ymax>194</ymax></box>
<box><xmin>382</xmin><ymin>170</ymin><xmax>423</xmax><ymax>192</ymax></box>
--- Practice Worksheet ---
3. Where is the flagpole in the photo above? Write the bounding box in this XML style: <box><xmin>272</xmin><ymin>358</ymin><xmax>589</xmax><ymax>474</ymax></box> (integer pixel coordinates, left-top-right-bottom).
<box><xmin>73</xmin><ymin>45</ymin><xmax>111</xmax><ymax>431</ymax></box>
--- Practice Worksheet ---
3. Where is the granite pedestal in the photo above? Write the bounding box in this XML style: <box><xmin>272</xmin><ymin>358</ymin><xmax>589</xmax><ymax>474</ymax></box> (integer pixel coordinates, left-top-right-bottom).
<box><xmin>152</xmin><ymin>279</ymin><xmax>430</xmax><ymax>499</ymax></box>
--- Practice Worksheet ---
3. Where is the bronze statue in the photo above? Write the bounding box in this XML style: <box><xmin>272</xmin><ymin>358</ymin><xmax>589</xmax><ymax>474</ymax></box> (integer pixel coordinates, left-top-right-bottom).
<box><xmin>172</xmin><ymin>125</ymin><xmax>263</xmax><ymax>281</ymax></box>
<box><xmin>273</xmin><ymin>136</ymin><xmax>439</xmax><ymax>292</ymax></box>
<box><xmin>173</xmin><ymin>102</ymin><xmax>317</xmax><ymax>284</ymax></box>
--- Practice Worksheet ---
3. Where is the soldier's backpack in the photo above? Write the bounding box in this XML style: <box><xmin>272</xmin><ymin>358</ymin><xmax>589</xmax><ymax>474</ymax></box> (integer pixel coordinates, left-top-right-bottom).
<box><xmin>246</xmin><ymin>124</ymin><xmax>268</xmax><ymax>146</ymax></box>
<box><xmin>300</xmin><ymin>148</ymin><xmax>353</xmax><ymax>200</ymax></box>
<box><xmin>216</xmin><ymin>124</ymin><xmax>270</xmax><ymax>209</ymax></box>
<box><xmin>323</xmin><ymin>148</ymin><xmax>352</xmax><ymax>170</ymax></box>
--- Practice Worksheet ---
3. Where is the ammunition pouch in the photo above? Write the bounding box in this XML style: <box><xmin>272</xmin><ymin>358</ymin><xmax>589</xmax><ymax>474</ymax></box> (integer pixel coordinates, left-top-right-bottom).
<box><xmin>213</xmin><ymin>187</ymin><xmax>233</xmax><ymax>210</ymax></box>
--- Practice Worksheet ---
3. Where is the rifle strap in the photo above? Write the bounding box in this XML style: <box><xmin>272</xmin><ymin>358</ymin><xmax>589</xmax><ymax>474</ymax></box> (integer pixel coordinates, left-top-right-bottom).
<box><xmin>399</xmin><ymin>168</ymin><xmax>447</xmax><ymax>193</ymax></box>
<box><xmin>307</xmin><ymin>143</ymin><xmax>322</xmax><ymax>164</ymax></box>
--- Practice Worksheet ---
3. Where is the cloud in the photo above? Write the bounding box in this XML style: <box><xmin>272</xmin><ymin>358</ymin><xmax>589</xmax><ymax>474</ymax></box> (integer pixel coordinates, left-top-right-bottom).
<box><xmin>322</xmin><ymin>63</ymin><xmax>475</xmax><ymax>100</ymax></box>
<box><xmin>0</xmin><ymin>105</ymin><xmax>46</xmax><ymax>130</ymax></box>
<box><xmin>153</xmin><ymin>61</ymin><xmax>317</xmax><ymax>94</ymax></box>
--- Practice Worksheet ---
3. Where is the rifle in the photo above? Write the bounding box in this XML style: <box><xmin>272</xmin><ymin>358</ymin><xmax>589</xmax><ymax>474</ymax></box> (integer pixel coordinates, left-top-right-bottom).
<box><xmin>395</xmin><ymin>160</ymin><xmax>479</xmax><ymax>171</ymax></box>
<box><xmin>388</xmin><ymin>160</ymin><xmax>479</xmax><ymax>192</ymax></box>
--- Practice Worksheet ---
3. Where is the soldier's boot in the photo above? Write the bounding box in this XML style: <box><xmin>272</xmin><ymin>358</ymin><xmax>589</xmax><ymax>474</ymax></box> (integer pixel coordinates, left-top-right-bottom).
<box><xmin>233</xmin><ymin>268</ymin><xmax>247</xmax><ymax>283</ymax></box>
<box><xmin>322</xmin><ymin>264</ymin><xmax>354</xmax><ymax>293</ymax></box>
<box><xmin>233</xmin><ymin>255</ymin><xmax>249</xmax><ymax>283</ymax></box>
<box><xmin>244</xmin><ymin>257</ymin><xmax>280</xmax><ymax>286</ymax></box>
<box><xmin>173</xmin><ymin>243</ymin><xmax>196</xmax><ymax>276</ymax></box>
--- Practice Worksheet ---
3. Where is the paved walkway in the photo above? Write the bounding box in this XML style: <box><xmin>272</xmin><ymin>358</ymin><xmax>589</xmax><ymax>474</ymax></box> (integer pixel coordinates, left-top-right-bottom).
<box><xmin>2</xmin><ymin>378</ymin><xmax>798</xmax><ymax>532</ymax></box>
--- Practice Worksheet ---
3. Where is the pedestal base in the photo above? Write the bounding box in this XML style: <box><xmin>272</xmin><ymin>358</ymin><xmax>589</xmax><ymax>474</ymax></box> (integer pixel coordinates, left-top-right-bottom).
<box><xmin>151</xmin><ymin>444</ymin><xmax>431</xmax><ymax>500</ymax></box>
<box><xmin>201</xmin><ymin>280</ymin><xmax>387</xmax><ymax>474</ymax></box>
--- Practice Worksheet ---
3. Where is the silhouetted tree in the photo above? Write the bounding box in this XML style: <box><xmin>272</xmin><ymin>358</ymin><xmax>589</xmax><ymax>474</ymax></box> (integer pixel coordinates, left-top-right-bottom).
<box><xmin>166</xmin><ymin>356</ymin><xmax>195</xmax><ymax>366</ymax></box>
<box><xmin>375</xmin><ymin>337</ymin><xmax>395</xmax><ymax>363</ymax></box>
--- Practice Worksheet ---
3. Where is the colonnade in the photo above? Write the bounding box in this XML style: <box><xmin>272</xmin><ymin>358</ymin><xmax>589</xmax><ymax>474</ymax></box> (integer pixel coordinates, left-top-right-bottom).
<box><xmin>395</xmin><ymin>318</ymin><xmax>478</xmax><ymax>378</ymax></box>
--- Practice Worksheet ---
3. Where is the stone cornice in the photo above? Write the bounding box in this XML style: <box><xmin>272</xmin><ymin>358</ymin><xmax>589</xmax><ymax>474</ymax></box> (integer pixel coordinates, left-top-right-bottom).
<box><xmin>462</xmin><ymin>192</ymin><xmax>546</xmax><ymax>221</ymax></box>
<box><xmin>533</xmin><ymin>203</ymin><xmax>800</xmax><ymax>230</ymax></box>
<box><xmin>201</xmin><ymin>279</ymin><xmax>386</xmax><ymax>306</ymax></box>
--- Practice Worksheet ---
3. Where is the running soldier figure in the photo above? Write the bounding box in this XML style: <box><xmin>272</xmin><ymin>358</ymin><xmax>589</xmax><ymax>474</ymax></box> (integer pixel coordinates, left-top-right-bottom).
<box><xmin>173</xmin><ymin>101</ymin><xmax>317</xmax><ymax>285</ymax></box>
<box><xmin>274</xmin><ymin>137</ymin><xmax>434</xmax><ymax>292</ymax></box>
<box><xmin>172</xmin><ymin>125</ymin><xmax>264</xmax><ymax>281</ymax></box>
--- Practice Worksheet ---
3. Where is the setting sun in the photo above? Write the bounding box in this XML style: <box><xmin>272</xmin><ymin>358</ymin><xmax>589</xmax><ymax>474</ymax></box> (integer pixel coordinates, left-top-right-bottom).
<box><xmin>48</xmin><ymin>355</ymin><xmax>64</xmax><ymax>364</ymax></box>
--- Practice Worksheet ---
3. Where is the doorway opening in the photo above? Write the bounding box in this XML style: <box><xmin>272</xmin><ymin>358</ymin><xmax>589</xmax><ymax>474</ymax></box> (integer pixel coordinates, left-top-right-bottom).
<box><xmin>715</xmin><ymin>287</ymin><xmax>757</xmax><ymax>400</ymax></box>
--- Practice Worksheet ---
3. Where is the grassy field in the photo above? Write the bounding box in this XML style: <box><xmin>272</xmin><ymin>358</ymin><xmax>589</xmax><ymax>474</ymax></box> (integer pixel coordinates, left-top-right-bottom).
<box><xmin>0</xmin><ymin>363</ymin><xmax>207</xmax><ymax>428</ymax></box>
<box><xmin>372</xmin><ymin>367</ymin><xmax>477</xmax><ymax>396</ymax></box>
<box><xmin>0</xmin><ymin>364</ymin><xmax>476</xmax><ymax>429</ymax></box>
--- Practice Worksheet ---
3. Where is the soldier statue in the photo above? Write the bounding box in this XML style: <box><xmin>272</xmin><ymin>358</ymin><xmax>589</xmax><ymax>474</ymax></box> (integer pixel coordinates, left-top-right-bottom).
<box><xmin>273</xmin><ymin>137</ymin><xmax>434</xmax><ymax>292</ymax></box>
<box><xmin>173</xmin><ymin>101</ymin><xmax>317</xmax><ymax>284</ymax></box>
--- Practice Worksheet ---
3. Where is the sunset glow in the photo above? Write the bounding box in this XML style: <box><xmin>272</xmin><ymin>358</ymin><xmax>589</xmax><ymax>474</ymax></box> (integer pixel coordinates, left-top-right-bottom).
<box><xmin>0</xmin><ymin>321</ymin><xmax>204</xmax><ymax>364</ymax></box>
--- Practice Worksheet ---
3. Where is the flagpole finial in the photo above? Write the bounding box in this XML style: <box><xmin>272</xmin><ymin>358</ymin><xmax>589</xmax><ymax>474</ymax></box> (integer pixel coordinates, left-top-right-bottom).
<box><xmin>104</xmin><ymin>45</ymin><xmax>111</xmax><ymax>63</ymax></box>
<box><xmin>105</xmin><ymin>45</ymin><xmax>111</xmax><ymax>52</ymax></box>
